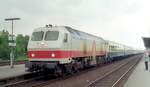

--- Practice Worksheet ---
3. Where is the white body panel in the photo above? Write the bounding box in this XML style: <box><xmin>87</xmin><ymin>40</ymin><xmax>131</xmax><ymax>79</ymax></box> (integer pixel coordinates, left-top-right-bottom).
<box><xmin>28</xmin><ymin>26</ymin><xmax>107</xmax><ymax>65</ymax></box>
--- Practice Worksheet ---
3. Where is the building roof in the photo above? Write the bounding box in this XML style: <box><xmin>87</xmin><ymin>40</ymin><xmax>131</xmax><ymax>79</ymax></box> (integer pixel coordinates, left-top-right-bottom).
<box><xmin>142</xmin><ymin>37</ymin><xmax>150</xmax><ymax>49</ymax></box>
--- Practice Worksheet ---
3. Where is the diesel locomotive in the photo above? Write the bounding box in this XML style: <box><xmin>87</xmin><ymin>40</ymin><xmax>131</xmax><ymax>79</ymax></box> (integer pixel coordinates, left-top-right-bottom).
<box><xmin>25</xmin><ymin>25</ymin><xmax>137</xmax><ymax>74</ymax></box>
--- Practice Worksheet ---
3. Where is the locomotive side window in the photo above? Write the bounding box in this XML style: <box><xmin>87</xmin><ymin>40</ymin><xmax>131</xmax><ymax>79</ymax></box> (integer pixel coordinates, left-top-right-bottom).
<box><xmin>45</xmin><ymin>31</ymin><xmax>59</xmax><ymax>41</ymax></box>
<box><xmin>64</xmin><ymin>33</ymin><xmax>68</xmax><ymax>42</ymax></box>
<box><xmin>31</xmin><ymin>31</ymin><xmax>44</xmax><ymax>41</ymax></box>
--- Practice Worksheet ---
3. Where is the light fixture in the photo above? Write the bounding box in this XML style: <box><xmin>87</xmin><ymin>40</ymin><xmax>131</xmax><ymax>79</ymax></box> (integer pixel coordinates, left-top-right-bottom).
<box><xmin>51</xmin><ymin>53</ymin><xmax>55</xmax><ymax>57</ymax></box>
<box><xmin>31</xmin><ymin>53</ymin><xmax>35</xmax><ymax>57</ymax></box>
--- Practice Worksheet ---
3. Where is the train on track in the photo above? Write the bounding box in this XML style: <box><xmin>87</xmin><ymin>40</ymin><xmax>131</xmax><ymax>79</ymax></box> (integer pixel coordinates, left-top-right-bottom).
<box><xmin>25</xmin><ymin>24</ymin><xmax>140</xmax><ymax>74</ymax></box>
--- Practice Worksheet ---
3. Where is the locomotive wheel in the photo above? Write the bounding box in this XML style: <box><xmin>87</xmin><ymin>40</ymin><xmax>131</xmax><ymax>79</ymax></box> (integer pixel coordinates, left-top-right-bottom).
<box><xmin>55</xmin><ymin>65</ymin><xmax>72</xmax><ymax>76</ymax></box>
<box><xmin>71</xmin><ymin>65</ymin><xmax>79</xmax><ymax>73</ymax></box>
<box><xmin>54</xmin><ymin>66</ymin><xmax>63</xmax><ymax>76</ymax></box>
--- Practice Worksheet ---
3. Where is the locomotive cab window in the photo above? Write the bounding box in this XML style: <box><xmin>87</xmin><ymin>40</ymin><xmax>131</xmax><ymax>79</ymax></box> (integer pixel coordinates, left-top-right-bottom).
<box><xmin>64</xmin><ymin>33</ymin><xmax>68</xmax><ymax>42</ymax></box>
<box><xmin>45</xmin><ymin>31</ymin><xmax>59</xmax><ymax>41</ymax></box>
<box><xmin>31</xmin><ymin>31</ymin><xmax>44</xmax><ymax>41</ymax></box>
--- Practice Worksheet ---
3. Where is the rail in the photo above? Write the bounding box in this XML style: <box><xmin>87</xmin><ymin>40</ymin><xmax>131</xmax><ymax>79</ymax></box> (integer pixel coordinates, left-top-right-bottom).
<box><xmin>85</xmin><ymin>55</ymin><xmax>141</xmax><ymax>87</ymax></box>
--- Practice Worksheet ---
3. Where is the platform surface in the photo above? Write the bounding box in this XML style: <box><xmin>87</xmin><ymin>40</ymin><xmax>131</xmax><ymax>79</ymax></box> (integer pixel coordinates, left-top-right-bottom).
<box><xmin>124</xmin><ymin>58</ymin><xmax>150</xmax><ymax>87</ymax></box>
<box><xmin>0</xmin><ymin>64</ymin><xmax>28</xmax><ymax>80</ymax></box>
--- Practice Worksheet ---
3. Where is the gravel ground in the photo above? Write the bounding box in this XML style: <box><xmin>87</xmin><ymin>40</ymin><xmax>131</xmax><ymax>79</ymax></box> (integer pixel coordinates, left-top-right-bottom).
<box><xmin>41</xmin><ymin>55</ymin><xmax>141</xmax><ymax>87</ymax></box>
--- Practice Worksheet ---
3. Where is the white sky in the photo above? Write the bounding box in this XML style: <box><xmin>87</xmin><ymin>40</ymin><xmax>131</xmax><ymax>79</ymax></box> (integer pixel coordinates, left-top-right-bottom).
<box><xmin>0</xmin><ymin>0</ymin><xmax>150</xmax><ymax>49</ymax></box>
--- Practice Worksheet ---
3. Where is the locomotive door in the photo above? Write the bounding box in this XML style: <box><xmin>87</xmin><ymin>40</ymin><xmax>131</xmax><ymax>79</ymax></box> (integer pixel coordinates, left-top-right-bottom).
<box><xmin>63</xmin><ymin>33</ymin><xmax>71</xmax><ymax>58</ymax></box>
<box><xmin>91</xmin><ymin>40</ymin><xmax>97</xmax><ymax>65</ymax></box>
<box><xmin>83</xmin><ymin>39</ymin><xmax>87</xmax><ymax>55</ymax></box>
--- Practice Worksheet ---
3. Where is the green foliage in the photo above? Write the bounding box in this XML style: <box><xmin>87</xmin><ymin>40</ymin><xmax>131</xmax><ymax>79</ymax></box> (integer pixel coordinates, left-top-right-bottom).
<box><xmin>0</xmin><ymin>30</ymin><xmax>29</xmax><ymax>60</ymax></box>
<box><xmin>0</xmin><ymin>30</ymin><xmax>10</xmax><ymax>60</ymax></box>
<box><xmin>16</xmin><ymin>55</ymin><xmax>27</xmax><ymax>61</ymax></box>
<box><xmin>16</xmin><ymin>34</ymin><xmax>29</xmax><ymax>59</ymax></box>
<box><xmin>0</xmin><ymin>37</ymin><xmax>2</xmax><ymax>44</ymax></box>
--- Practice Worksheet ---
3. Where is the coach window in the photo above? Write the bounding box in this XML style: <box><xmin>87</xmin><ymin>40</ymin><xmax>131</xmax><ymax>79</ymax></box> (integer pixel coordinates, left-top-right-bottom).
<box><xmin>31</xmin><ymin>31</ymin><xmax>44</xmax><ymax>41</ymax></box>
<box><xmin>64</xmin><ymin>33</ymin><xmax>68</xmax><ymax>43</ymax></box>
<box><xmin>45</xmin><ymin>31</ymin><xmax>59</xmax><ymax>41</ymax></box>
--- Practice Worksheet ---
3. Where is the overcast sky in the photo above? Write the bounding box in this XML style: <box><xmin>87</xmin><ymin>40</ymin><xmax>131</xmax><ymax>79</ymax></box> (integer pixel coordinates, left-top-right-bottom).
<box><xmin>0</xmin><ymin>0</ymin><xmax>150</xmax><ymax>49</ymax></box>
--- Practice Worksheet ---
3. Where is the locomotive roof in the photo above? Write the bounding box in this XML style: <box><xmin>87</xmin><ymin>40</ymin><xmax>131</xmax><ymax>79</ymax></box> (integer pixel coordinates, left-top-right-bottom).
<box><xmin>33</xmin><ymin>26</ymin><xmax>105</xmax><ymax>41</ymax></box>
<box><xmin>64</xmin><ymin>26</ymin><xmax>105</xmax><ymax>41</ymax></box>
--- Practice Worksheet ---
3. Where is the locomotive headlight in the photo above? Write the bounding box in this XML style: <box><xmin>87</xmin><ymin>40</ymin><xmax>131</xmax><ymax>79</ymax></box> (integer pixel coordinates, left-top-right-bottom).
<box><xmin>31</xmin><ymin>53</ymin><xmax>35</xmax><ymax>57</ymax></box>
<box><xmin>41</xmin><ymin>42</ymin><xmax>45</xmax><ymax>45</ymax></box>
<box><xmin>51</xmin><ymin>53</ymin><xmax>55</xmax><ymax>57</ymax></box>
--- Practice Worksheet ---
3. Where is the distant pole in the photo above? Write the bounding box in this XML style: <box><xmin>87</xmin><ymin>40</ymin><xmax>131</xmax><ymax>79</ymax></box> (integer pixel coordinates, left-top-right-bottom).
<box><xmin>5</xmin><ymin>18</ymin><xmax>20</xmax><ymax>68</ymax></box>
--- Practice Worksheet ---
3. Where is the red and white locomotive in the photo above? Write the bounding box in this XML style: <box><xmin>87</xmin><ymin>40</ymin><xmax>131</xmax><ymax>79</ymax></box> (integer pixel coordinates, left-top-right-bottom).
<box><xmin>25</xmin><ymin>25</ymin><xmax>136</xmax><ymax>74</ymax></box>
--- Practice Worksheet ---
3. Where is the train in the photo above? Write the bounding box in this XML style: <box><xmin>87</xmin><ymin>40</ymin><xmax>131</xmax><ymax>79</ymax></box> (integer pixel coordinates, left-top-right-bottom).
<box><xmin>25</xmin><ymin>24</ymin><xmax>139</xmax><ymax>74</ymax></box>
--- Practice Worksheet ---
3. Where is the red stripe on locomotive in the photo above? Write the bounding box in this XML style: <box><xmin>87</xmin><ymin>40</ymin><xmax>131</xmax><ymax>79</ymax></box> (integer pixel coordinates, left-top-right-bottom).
<box><xmin>28</xmin><ymin>50</ymin><xmax>107</xmax><ymax>58</ymax></box>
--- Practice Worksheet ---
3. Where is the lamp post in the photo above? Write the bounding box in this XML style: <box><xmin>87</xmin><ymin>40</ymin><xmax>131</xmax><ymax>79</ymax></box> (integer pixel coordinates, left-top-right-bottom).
<box><xmin>5</xmin><ymin>18</ymin><xmax>20</xmax><ymax>68</ymax></box>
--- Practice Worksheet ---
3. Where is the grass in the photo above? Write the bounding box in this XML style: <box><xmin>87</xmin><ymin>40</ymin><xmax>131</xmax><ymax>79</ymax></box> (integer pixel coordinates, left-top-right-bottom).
<box><xmin>16</xmin><ymin>55</ymin><xmax>27</xmax><ymax>61</ymax></box>
<box><xmin>0</xmin><ymin>55</ymin><xmax>28</xmax><ymax>61</ymax></box>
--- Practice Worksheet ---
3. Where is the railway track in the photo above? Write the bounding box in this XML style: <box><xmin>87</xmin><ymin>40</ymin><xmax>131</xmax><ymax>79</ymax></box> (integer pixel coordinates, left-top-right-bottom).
<box><xmin>86</xmin><ymin>55</ymin><xmax>141</xmax><ymax>87</ymax></box>
<box><xmin>0</xmin><ymin>60</ymin><xmax>26</xmax><ymax>66</ymax></box>
<box><xmin>3</xmin><ymin>66</ymin><xmax>97</xmax><ymax>87</ymax></box>
<box><xmin>2</xmin><ymin>54</ymin><xmax>142</xmax><ymax>87</ymax></box>
<box><xmin>1</xmin><ymin>72</ymin><xmax>50</xmax><ymax>87</ymax></box>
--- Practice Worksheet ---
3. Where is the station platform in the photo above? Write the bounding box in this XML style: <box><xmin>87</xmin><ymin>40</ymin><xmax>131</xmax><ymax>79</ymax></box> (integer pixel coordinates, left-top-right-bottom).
<box><xmin>124</xmin><ymin>58</ymin><xmax>150</xmax><ymax>87</ymax></box>
<box><xmin>0</xmin><ymin>64</ymin><xmax>29</xmax><ymax>80</ymax></box>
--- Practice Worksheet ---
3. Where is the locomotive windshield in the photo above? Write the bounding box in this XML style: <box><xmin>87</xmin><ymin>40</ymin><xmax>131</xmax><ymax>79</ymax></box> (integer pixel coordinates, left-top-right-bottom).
<box><xmin>45</xmin><ymin>31</ymin><xmax>59</xmax><ymax>41</ymax></box>
<box><xmin>31</xmin><ymin>31</ymin><xmax>44</xmax><ymax>41</ymax></box>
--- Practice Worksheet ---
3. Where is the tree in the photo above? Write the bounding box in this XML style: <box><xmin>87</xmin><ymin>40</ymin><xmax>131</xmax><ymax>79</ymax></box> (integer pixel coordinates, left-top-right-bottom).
<box><xmin>0</xmin><ymin>30</ymin><xmax>29</xmax><ymax>60</ymax></box>
<box><xmin>0</xmin><ymin>30</ymin><xmax>10</xmax><ymax>60</ymax></box>
<box><xmin>0</xmin><ymin>37</ymin><xmax>2</xmax><ymax>44</ymax></box>
<box><xmin>24</xmin><ymin>35</ymin><xmax>29</xmax><ymax>52</ymax></box>
<box><xmin>16</xmin><ymin>34</ymin><xmax>25</xmax><ymax>57</ymax></box>
<box><xmin>16</xmin><ymin>34</ymin><xmax>29</xmax><ymax>59</ymax></box>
